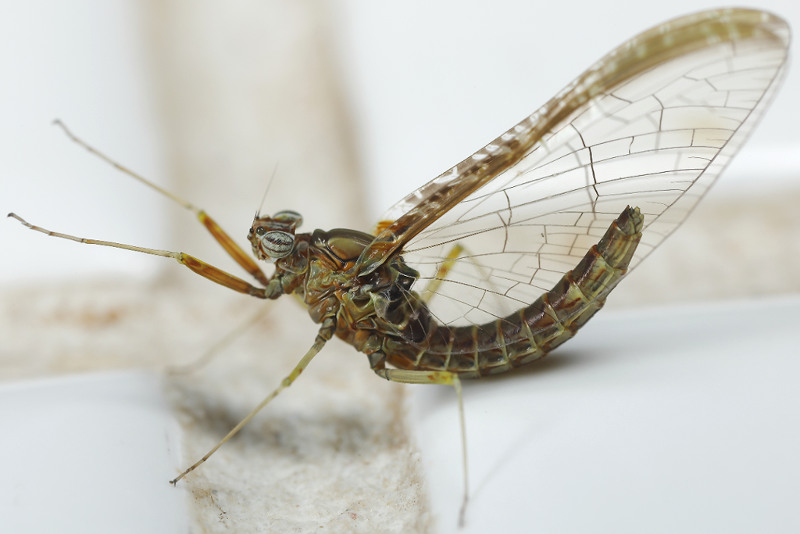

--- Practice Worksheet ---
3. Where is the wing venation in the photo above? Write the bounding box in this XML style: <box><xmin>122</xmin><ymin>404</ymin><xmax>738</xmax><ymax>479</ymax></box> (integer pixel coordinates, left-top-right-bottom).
<box><xmin>366</xmin><ymin>9</ymin><xmax>789</xmax><ymax>329</ymax></box>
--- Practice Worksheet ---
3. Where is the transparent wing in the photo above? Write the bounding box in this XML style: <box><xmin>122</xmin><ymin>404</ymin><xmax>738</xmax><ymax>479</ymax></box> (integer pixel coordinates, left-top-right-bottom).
<box><xmin>366</xmin><ymin>8</ymin><xmax>790</xmax><ymax>328</ymax></box>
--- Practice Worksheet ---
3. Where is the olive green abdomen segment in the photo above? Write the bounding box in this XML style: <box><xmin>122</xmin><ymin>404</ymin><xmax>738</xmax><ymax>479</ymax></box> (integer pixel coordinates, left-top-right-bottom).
<box><xmin>387</xmin><ymin>206</ymin><xmax>644</xmax><ymax>378</ymax></box>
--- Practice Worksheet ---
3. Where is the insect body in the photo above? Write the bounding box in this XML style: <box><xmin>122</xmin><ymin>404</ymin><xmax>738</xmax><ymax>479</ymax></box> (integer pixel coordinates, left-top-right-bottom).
<box><xmin>9</xmin><ymin>7</ymin><xmax>790</xmax><ymax>524</ymax></box>
<box><xmin>252</xmin><ymin>205</ymin><xmax>642</xmax><ymax>379</ymax></box>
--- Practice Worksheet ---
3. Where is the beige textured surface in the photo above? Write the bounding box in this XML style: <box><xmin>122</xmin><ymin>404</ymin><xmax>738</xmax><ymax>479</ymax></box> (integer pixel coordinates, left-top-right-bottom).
<box><xmin>0</xmin><ymin>279</ymin><xmax>431</xmax><ymax>533</ymax></box>
<box><xmin>607</xmin><ymin>189</ymin><xmax>800</xmax><ymax>308</ymax></box>
<box><xmin>3</xmin><ymin>2</ymin><xmax>798</xmax><ymax>532</ymax></box>
<box><xmin>3</xmin><ymin>2</ymin><xmax>433</xmax><ymax>532</ymax></box>
<box><xmin>140</xmin><ymin>2</ymin><xmax>430</xmax><ymax>531</ymax></box>
<box><xmin>3</xmin><ymin>187</ymin><xmax>797</xmax><ymax>532</ymax></box>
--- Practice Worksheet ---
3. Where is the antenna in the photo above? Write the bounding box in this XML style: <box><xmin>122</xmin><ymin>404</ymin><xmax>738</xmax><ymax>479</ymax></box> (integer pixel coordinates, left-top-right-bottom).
<box><xmin>256</xmin><ymin>163</ymin><xmax>279</xmax><ymax>217</ymax></box>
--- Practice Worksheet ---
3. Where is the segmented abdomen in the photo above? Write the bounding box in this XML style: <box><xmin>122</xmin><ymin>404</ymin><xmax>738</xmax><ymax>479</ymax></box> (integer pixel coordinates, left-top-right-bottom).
<box><xmin>384</xmin><ymin>206</ymin><xmax>643</xmax><ymax>378</ymax></box>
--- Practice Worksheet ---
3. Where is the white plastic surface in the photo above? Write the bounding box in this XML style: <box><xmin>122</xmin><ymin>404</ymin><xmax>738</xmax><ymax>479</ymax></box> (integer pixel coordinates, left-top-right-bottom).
<box><xmin>410</xmin><ymin>296</ymin><xmax>800</xmax><ymax>533</ymax></box>
<box><xmin>1</xmin><ymin>298</ymin><xmax>798</xmax><ymax>532</ymax></box>
<box><xmin>0</xmin><ymin>371</ymin><xmax>187</xmax><ymax>534</ymax></box>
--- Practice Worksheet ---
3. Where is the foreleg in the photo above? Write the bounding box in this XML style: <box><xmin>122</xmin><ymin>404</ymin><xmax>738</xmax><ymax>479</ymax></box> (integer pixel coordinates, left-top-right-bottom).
<box><xmin>53</xmin><ymin>119</ymin><xmax>270</xmax><ymax>285</ymax></box>
<box><xmin>7</xmin><ymin>213</ymin><xmax>274</xmax><ymax>298</ymax></box>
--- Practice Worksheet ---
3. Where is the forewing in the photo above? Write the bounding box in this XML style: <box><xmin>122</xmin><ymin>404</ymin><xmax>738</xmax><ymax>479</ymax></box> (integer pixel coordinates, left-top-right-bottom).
<box><xmin>367</xmin><ymin>9</ymin><xmax>789</xmax><ymax>328</ymax></box>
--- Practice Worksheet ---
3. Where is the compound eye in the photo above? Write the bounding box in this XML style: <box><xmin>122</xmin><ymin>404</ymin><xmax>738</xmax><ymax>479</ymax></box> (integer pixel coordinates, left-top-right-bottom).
<box><xmin>273</xmin><ymin>210</ymin><xmax>302</xmax><ymax>228</ymax></box>
<box><xmin>261</xmin><ymin>230</ymin><xmax>295</xmax><ymax>259</ymax></box>
<box><xmin>255</xmin><ymin>226</ymin><xmax>266</xmax><ymax>236</ymax></box>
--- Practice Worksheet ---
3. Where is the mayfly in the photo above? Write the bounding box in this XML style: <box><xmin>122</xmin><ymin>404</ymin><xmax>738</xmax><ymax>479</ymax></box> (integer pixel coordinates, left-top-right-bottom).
<box><xmin>8</xmin><ymin>7</ymin><xmax>790</xmax><ymax>522</ymax></box>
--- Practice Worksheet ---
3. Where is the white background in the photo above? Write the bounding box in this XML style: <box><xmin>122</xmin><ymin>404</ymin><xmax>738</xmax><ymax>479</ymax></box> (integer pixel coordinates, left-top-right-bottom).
<box><xmin>1</xmin><ymin>0</ymin><xmax>798</xmax><ymax>282</ymax></box>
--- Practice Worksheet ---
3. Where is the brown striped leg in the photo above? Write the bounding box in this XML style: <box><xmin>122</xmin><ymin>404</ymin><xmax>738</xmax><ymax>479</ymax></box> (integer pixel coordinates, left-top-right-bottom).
<box><xmin>7</xmin><ymin>213</ymin><xmax>272</xmax><ymax>298</ymax></box>
<box><xmin>52</xmin><ymin>120</ymin><xmax>270</xmax><ymax>286</ymax></box>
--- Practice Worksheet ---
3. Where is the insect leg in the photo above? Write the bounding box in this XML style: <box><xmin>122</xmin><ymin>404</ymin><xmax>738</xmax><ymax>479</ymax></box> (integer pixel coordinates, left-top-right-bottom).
<box><xmin>167</xmin><ymin>306</ymin><xmax>270</xmax><ymax>374</ymax></box>
<box><xmin>374</xmin><ymin>367</ymin><xmax>470</xmax><ymax>526</ymax></box>
<box><xmin>420</xmin><ymin>243</ymin><xmax>495</xmax><ymax>310</ymax></box>
<box><xmin>170</xmin><ymin>325</ymin><xmax>332</xmax><ymax>485</ymax></box>
<box><xmin>53</xmin><ymin>120</ymin><xmax>270</xmax><ymax>286</ymax></box>
<box><xmin>419</xmin><ymin>243</ymin><xmax>464</xmax><ymax>303</ymax></box>
<box><xmin>7</xmin><ymin>213</ymin><xmax>273</xmax><ymax>298</ymax></box>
